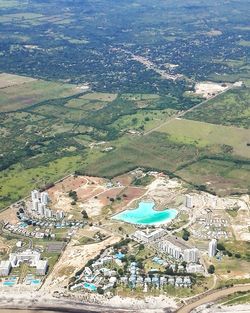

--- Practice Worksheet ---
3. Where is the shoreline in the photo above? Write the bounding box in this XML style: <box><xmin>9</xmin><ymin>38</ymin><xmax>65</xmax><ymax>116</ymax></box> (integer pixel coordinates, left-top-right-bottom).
<box><xmin>0</xmin><ymin>291</ymin><xmax>174</xmax><ymax>313</ymax></box>
<box><xmin>0</xmin><ymin>283</ymin><xmax>250</xmax><ymax>313</ymax></box>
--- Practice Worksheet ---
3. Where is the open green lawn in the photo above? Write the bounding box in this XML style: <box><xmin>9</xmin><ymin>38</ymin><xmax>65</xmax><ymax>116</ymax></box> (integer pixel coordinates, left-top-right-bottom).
<box><xmin>184</xmin><ymin>87</ymin><xmax>250</xmax><ymax>128</ymax></box>
<box><xmin>81</xmin><ymin>132</ymin><xmax>204</xmax><ymax>178</ymax></box>
<box><xmin>112</xmin><ymin>109</ymin><xmax>177</xmax><ymax>132</ymax></box>
<box><xmin>158</xmin><ymin>118</ymin><xmax>250</xmax><ymax>158</ymax></box>
<box><xmin>238</xmin><ymin>40</ymin><xmax>250</xmax><ymax>47</ymax></box>
<box><xmin>175</xmin><ymin>159</ymin><xmax>250</xmax><ymax>195</ymax></box>
<box><xmin>0</xmin><ymin>79</ymin><xmax>80</xmax><ymax>112</ymax></box>
<box><xmin>0</xmin><ymin>155</ymin><xmax>82</xmax><ymax>209</ymax></box>
<box><xmin>0</xmin><ymin>0</ymin><xmax>23</xmax><ymax>8</ymax></box>
<box><xmin>221</xmin><ymin>292</ymin><xmax>250</xmax><ymax>305</ymax></box>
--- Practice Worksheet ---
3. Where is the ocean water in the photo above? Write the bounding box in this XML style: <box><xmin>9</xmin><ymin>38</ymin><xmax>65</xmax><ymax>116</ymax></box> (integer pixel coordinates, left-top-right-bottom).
<box><xmin>112</xmin><ymin>201</ymin><xmax>177</xmax><ymax>225</ymax></box>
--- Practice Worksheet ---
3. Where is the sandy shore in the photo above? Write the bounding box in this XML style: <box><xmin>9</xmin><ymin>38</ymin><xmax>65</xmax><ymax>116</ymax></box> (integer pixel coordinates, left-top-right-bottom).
<box><xmin>0</xmin><ymin>290</ymin><xmax>176</xmax><ymax>313</ymax></box>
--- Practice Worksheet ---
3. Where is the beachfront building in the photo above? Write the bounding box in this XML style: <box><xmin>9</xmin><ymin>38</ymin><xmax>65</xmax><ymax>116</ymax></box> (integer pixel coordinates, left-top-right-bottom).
<box><xmin>0</xmin><ymin>260</ymin><xmax>12</xmax><ymax>276</ymax></box>
<box><xmin>10</xmin><ymin>249</ymin><xmax>41</xmax><ymax>267</ymax></box>
<box><xmin>157</xmin><ymin>236</ymin><xmax>199</xmax><ymax>263</ymax></box>
<box><xmin>8</xmin><ymin>249</ymin><xmax>48</xmax><ymax>276</ymax></box>
<box><xmin>36</xmin><ymin>260</ymin><xmax>48</xmax><ymax>275</ymax></box>
<box><xmin>132</xmin><ymin>228</ymin><xmax>166</xmax><ymax>243</ymax></box>
<box><xmin>157</xmin><ymin>239</ymin><xmax>182</xmax><ymax>259</ymax></box>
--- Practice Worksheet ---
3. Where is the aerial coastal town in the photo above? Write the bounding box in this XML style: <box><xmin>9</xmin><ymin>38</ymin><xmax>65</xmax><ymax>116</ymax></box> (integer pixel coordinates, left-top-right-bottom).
<box><xmin>0</xmin><ymin>169</ymin><xmax>249</xmax><ymax>311</ymax></box>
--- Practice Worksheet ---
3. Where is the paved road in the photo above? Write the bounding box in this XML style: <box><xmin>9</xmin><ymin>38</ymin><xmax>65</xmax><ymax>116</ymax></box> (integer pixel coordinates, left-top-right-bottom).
<box><xmin>144</xmin><ymin>86</ymin><xmax>234</xmax><ymax>136</ymax></box>
<box><xmin>175</xmin><ymin>284</ymin><xmax>250</xmax><ymax>313</ymax></box>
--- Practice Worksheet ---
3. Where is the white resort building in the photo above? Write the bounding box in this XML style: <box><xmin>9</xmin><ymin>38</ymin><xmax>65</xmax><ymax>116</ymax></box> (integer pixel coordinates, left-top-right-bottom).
<box><xmin>0</xmin><ymin>249</ymin><xmax>48</xmax><ymax>277</ymax></box>
<box><xmin>133</xmin><ymin>228</ymin><xmax>166</xmax><ymax>243</ymax></box>
<box><xmin>0</xmin><ymin>260</ymin><xmax>12</xmax><ymax>276</ymax></box>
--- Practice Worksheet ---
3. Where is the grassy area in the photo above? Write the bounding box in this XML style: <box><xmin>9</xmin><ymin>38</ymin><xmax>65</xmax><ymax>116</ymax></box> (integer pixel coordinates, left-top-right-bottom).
<box><xmin>0</xmin><ymin>0</ymin><xmax>21</xmax><ymax>8</ymax></box>
<box><xmin>238</xmin><ymin>40</ymin><xmax>250</xmax><ymax>47</ymax></box>
<box><xmin>81</xmin><ymin>132</ymin><xmax>204</xmax><ymax>178</ymax></box>
<box><xmin>80</xmin><ymin>92</ymin><xmax>117</xmax><ymax>102</ymax></box>
<box><xmin>42</xmin><ymin>252</ymin><xmax>60</xmax><ymax>275</ymax></box>
<box><xmin>158</xmin><ymin>118</ymin><xmax>250</xmax><ymax>159</ymax></box>
<box><xmin>0</xmin><ymin>70</ymin><xmax>250</xmax><ymax>211</ymax></box>
<box><xmin>221</xmin><ymin>240</ymin><xmax>250</xmax><ymax>260</ymax></box>
<box><xmin>0</xmin><ymin>155</ymin><xmax>83</xmax><ymax>209</ymax></box>
<box><xmin>184</xmin><ymin>87</ymin><xmax>250</xmax><ymax>129</ymax></box>
<box><xmin>132</xmin><ymin>174</ymin><xmax>155</xmax><ymax>186</ymax></box>
<box><xmin>112</xmin><ymin>108</ymin><xmax>177</xmax><ymax>132</ymax></box>
<box><xmin>176</xmin><ymin>158</ymin><xmax>250</xmax><ymax>196</ymax></box>
<box><xmin>76</xmin><ymin>236</ymin><xmax>95</xmax><ymax>245</ymax></box>
<box><xmin>0</xmin><ymin>79</ymin><xmax>80</xmax><ymax>112</ymax></box>
<box><xmin>220</xmin><ymin>291</ymin><xmax>250</xmax><ymax>305</ymax></box>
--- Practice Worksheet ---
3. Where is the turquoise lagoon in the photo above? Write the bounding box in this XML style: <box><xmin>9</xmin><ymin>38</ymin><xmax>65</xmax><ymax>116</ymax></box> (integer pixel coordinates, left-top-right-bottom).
<box><xmin>112</xmin><ymin>201</ymin><xmax>177</xmax><ymax>225</ymax></box>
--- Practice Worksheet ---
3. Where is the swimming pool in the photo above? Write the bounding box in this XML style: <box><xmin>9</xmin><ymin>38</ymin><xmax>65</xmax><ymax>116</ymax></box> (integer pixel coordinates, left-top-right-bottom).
<box><xmin>3</xmin><ymin>281</ymin><xmax>15</xmax><ymax>286</ymax></box>
<box><xmin>31</xmin><ymin>279</ymin><xmax>41</xmax><ymax>285</ymax></box>
<box><xmin>83</xmin><ymin>282</ymin><xmax>97</xmax><ymax>291</ymax></box>
<box><xmin>112</xmin><ymin>201</ymin><xmax>177</xmax><ymax>225</ymax></box>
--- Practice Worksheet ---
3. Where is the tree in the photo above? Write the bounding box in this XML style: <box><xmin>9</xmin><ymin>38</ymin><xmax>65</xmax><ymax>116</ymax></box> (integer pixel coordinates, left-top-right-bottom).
<box><xmin>97</xmin><ymin>287</ymin><xmax>104</xmax><ymax>294</ymax></box>
<box><xmin>118</xmin><ymin>268</ymin><xmax>124</xmax><ymax>276</ymax></box>
<box><xmin>128</xmin><ymin>255</ymin><xmax>136</xmax><ymax>262</ymax></box>
<box><xmin>182</xmin><ymin>229</ymin><xmax>190</xmax><ymax>241</ymax></box>
<box><xmin>81</xmin><ymin>210</ymin><xmax>88</xmax><ymax>219</ymax></box>
<box><xmin>217</xmin><ymin>243</ymin><xmax>225</xmax><ymax>251</ymax></box>
<box><xmin>69</xmin><ymin>190</ymin><xmax>78</xmax><ymax>202</ymax></box>
<box><xmin>139</xmin><ymin>244</ymin><xmax>145</xmax><ymax>251</ymax></box>
<box><xmin>208</xmin><ymin>264</ymin><xmax>215</xmax><ymax>274</ymax></box>
<box><xmin>165</xmin><ymin>267</ymin><xmax>174</xmax><ymax>275</ymax></box>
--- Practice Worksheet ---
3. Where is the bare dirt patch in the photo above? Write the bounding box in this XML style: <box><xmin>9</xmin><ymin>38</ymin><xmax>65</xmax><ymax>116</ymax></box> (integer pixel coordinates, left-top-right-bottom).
<box><xmin>191</xmin><ymin>81</ymin><xmax>231</xmax><ymax>99</ymax></box>
<box><xmin>112</xmin><ymin>173</ymin><xmax>134</xmax><ymax>186</ymax></box>
<box><xmin>0</xmin><ymin>207</ymin><xmax>19</xmax><ymax>224</ymax></box>
<box><xmin>42</xmin><ymin>233</ymin><xmax>120</xmax><ymax>291</ymax></box>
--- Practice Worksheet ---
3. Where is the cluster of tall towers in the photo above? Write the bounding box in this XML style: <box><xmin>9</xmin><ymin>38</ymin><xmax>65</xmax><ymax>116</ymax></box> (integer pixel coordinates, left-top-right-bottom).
<box><xmin>31</xmin><ymin>190</ymin><xmax>52</xmax><ymax>218</ymax></box>
<box><xmin>31</xmin><ymin>190</ymin><xmax>64</xmax><ymax>220</ymax></box>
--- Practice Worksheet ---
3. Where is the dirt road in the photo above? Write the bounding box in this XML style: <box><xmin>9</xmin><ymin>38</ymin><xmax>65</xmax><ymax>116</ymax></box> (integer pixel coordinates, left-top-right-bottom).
<box><xmin>144</xmin><ymin>86</ymin><xmax>234</xmax><ymax>136</ymax></box>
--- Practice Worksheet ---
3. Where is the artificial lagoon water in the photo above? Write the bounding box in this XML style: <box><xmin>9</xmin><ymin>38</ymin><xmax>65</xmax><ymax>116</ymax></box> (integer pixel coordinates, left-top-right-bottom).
<box><xmin>112</xmin><ymin>201</ymin><xmax>177</xmax><ymax>225</ymax></box>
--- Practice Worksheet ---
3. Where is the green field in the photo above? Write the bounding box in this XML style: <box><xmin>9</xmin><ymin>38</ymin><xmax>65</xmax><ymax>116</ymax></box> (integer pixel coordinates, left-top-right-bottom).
<box><xmin>81</xmin><ymin>132</ymin><xmax>205</xmax><ymax>178</ymax></box>
<box><xmin>158</xmin><ymin>118</ymin><xmax>250</xmax><ymax>159</ymax></box>
<box><xmin>0</xmin><ymin>77</ymin><xmax>80</xmax><ymax>112</ymax></box>
<box><xmin>1</xmin><ymin>70</ymin><xmax>250</xmax><ymax>208</ymax></box>
<box><xmin>0</xmin><ymin>155</ymin><xmax>83</xmax><ymax>208</ymax></box>
<box><xmin>175</xmin><ymin>159</ymin><xmax>250</xmax><ymax>195</ymax></box>
<box><xmin>184</xmin><ymin>87</ymin><xmax>250</xmax><ymax>128</ymax></box>
<box><xmin>221</xmin><ymin>292</ymin><xmax>250</xmax><ymax>305</ymax></box>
